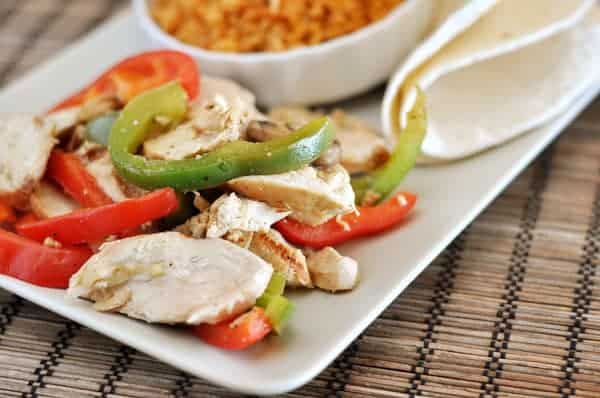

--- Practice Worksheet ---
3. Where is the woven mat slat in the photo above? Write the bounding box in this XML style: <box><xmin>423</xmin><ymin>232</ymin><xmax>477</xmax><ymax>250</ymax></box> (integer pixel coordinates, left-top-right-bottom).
<box><xmin>1</xmin><ymin>1</ymin><xmax>600</xmax><ymax>397</ymax></box>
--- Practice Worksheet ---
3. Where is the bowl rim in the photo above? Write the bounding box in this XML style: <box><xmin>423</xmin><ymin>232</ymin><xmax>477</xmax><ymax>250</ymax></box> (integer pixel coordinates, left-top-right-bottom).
<box><xmin>133</xmin><ymin>0</ymin><xmax>420</xmax><ymax>63</ymax></box>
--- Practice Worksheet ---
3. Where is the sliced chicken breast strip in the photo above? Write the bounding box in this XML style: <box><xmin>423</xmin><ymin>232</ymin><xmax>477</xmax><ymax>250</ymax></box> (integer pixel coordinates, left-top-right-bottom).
<box><xmin>68</xmin><ymin>232</ymin><xmax>273</xmax><ymax>325</ymax></box>
<box><xmin>206</xmin><ymin>193</ymin><xmax>290</xmax><ymax>238</ymax></box>
<box><xmin>228</xmin><ymin>165</ymin><xmax>355</xmax><ymax>226</ymax></box>
<box><xmin>0</xmin><ymin>114</ymin><xmax>57</xmax><ymax>209</ymax></box>
<box><xmin>195</xmin><ymin>75</ymin><xmax>263</xmax><ymax>120</ymax></box>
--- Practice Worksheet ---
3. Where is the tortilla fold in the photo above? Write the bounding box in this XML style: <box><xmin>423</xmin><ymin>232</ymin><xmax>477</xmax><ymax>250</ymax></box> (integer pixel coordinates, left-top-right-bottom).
<box><xmin>383</xmin><ymin>0</ymin><xmax>600</xmax><ymax>162</ymax></box>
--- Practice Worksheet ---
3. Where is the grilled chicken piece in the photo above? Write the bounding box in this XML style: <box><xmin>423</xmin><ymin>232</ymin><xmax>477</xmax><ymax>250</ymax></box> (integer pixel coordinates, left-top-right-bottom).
<box><xmin>77</xmin><ymin>95</ymin><xmax>119</xmax><ymax>122</ymax></box>
<box><xmin>47</xmin><ymin>96</ymin><xmax>119</xmax><ymax>137</ymax></box>
<box><xmin>206</xmin><ymin>193</ymin><xmax>290</xmax><ymax>238</ymax></box>
<box><xmin>223</xmin><ymin>229</ymin><xmax>254</xmax><ymax>249</ymax></box>
<box><xmin>192</xmin><ymin>192</ymin><xmax>210</xmax><ymax>211</ymax></box>
<box><xmin>75</xmin><ymin>147</ymin><xmax>146</xmax><ymax>201</ymax></box>
<box><xmin>269</xmin><ymin>106</ymin><xmax>389</xmax><ymax>173</ymax></box>
<box><xmin>30</xmin><ymin>181</ymin><xmax>79</xmax><ymax>219</ymax></box>
<box><xmin>73</xmin><ymin>140</ymin><xmax>105</xmax><ymax>161</ymax></box>
<box><xmin>175</xmin><ymin>202</ymin><xmax>311</xmax><ymax>287</ymax></box>
<box><xmin>175</xmin><ymin>195</ymin><xmax>308</xmax><ymax>287</ymax></box>
<box><xmin>329</xmin><ymin>110</ymin><xmax>389</xmax><ymax>173</ymax></box>
<box><xmin>176</xmin><ymin>213</ymin><xmax>255</xmax><ymax>250</ymax></box>
<box><xmin>249</xmin><ymin>229</ymin><xmax>312</xmax><ymax>288</ymax></box>
<box><xmin>144</xmin><ymin>75</ymin><xmax>265</xmax><ymax>160</ymax></box>
<box><xmin>195</xmin><ymin>75</ymin><xmax>264</xmax><ymax>121</ymax></box>
<box><xmin>46</xmin><ymin>107</ymin><xmax>80</xmax><ymax>137</ymax></box>
<box><xmin>268</xmin><ymin>106</ymin><xmax>317</xmax><ymax>130</ymax></box>
<box><xmin>0</xmin><ymin>114</ymin><xmax>57</xmax><ymax>209</ymax></box>
<box><xmin>306</xmin><ymin>247</ymin><xmax>359</xmax><ymax>292</ymax></box>
<box><xmin>228</xmin><ymin>165</ymin><xmax>355</xmax><ymax>226</ymax></box>
<box><xmin>68</xmin><ymin>232</ymin><xmax>272</xmax><ymax>325</ymax></box>
<box><xmin>176</xmin><ymin>212</ymin><xmax>209</xmax><ymax>239</ymax></box>
<box><xmin>143</xmin><ymin>95</ymin><xmax>252</xmax><ymax>160</ymax></box>
<box><xmin>84</xmin><ymin>152</ymin><xmax>128</xmax><ymax>202</ymax></box>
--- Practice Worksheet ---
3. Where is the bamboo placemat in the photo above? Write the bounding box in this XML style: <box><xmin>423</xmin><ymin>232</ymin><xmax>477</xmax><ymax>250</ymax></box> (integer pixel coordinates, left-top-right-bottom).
<box><xmin>1</xmin><ymin>1</ymin><xmax>600</xmax><ymax>397</ymax></box>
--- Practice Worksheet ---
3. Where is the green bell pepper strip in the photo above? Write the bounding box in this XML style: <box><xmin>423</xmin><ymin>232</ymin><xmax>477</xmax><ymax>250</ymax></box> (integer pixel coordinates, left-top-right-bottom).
<box><xmin>86</xmin><ymin>111</ymin><xmax>119</xmax><ymax>146</ymax></box>
<box><xmin>255</xmin><ymin>272</ymin><xmax>292</xmax><ymax>334</ymax></box>
<box><xmin>256</xmin><ymin>293</ymin><xmax>294</xmax><ymax>335</ymax></box>
<box><xmin>262</xmin><ymin>272</ymin><xmax>286</xmax><ymax>296</ymax></box>
<box><xmin>109</xmin><ymin>82</ymin><xmax>335</xmax><ymax>191</ymax></box>
<box><xmin>351</xmin><ymin>88</ymin><xmax>427</xmax><ymax>205</ymax></box>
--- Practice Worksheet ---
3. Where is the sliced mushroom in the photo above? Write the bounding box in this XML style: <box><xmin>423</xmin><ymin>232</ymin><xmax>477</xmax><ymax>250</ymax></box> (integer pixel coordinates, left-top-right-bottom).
<box><xmin>306</xmin><ymin>247</ymin><xmax>359</xmax><ymax>292</ymax></box>
<box><xmin>228</xmin><ymin>165</ymin><xmax>355</xmax><ymax>226</ymax></box>
<box><xmin>0</xmin><ymin>114</ymin><xmax>57</xmax><ymax>209</ymax></box>
<box><xmin>67</xmin><ymin>232</ymin><xmax>273</xmax><ymax>325</ymax></box>
<box><xmin>245</xmin><ymin>120</ymin><xmax>291</xmax><ymax>142</ymax></box>
<box><xmin>312</xmin><ymin>140</ymin><xmax>342</xmax><ymax>168</ymax></box>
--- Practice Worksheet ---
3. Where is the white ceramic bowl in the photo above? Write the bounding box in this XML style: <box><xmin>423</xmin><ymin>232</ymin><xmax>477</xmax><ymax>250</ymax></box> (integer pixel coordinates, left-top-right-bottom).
<box><xmin>133</xmin><ymin>0</ymin><xmax>433</xmax><ymax>107</ymax></box>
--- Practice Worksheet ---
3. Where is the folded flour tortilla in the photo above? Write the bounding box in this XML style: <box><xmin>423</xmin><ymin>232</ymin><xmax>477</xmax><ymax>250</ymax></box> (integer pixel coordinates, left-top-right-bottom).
<box><xmin>382</xmin><ymin>0</ymin><xmax>600</xmax><ymax>162</ymax></box>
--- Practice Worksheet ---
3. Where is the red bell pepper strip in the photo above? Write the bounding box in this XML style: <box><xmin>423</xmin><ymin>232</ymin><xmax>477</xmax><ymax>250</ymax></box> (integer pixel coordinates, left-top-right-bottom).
<box><xmin>0</xmin><ymin>201</ymin><xmax>16</xmax><ymax>224</ymax></box>
<box><xmin>16</xmin><ymin>188</ymin><xmax>178</xmax><ymax>245</ymax></box>
<box><xmin>275</xmin><ymin>192</ymin><xmax>417</xmax><ymax>249</ymax></box>
<box><xmin>49</xmin><ymin>50</ymin><xmax>200</xmax><ymax>112</ymax></box>
<box><xmin>47</xmin><ymin>150</ymin><xmax>113</xmax><ymax>208</ymax></box>
<box><xmin>193</xmin><ymin>307</ymin><xmax>272</xmax><ymax>351</ymax></box>
<box><xmin>15</xmin><ymin>213</ymin><xmax>38</xmax><ymax>228</ymax></box>
<box><xmin>0</xmin><ymin>229</ymin><xmax>91</xmax><ymax>288</ymax></box>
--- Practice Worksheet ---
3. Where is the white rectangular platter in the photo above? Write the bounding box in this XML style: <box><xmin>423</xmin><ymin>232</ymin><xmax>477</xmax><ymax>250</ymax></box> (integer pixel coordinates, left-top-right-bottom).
<box><xmin>0</xmin><ymin>11</ymin><xmax>599</xmax><ymax>396</ymax></box>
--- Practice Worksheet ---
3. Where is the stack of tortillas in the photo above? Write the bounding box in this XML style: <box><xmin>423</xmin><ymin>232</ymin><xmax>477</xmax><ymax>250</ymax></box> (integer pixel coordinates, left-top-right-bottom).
<box><xmin>382</xmin><ymin>0</ymin><xmax>600</xmax><ymax>162</ymax></box>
